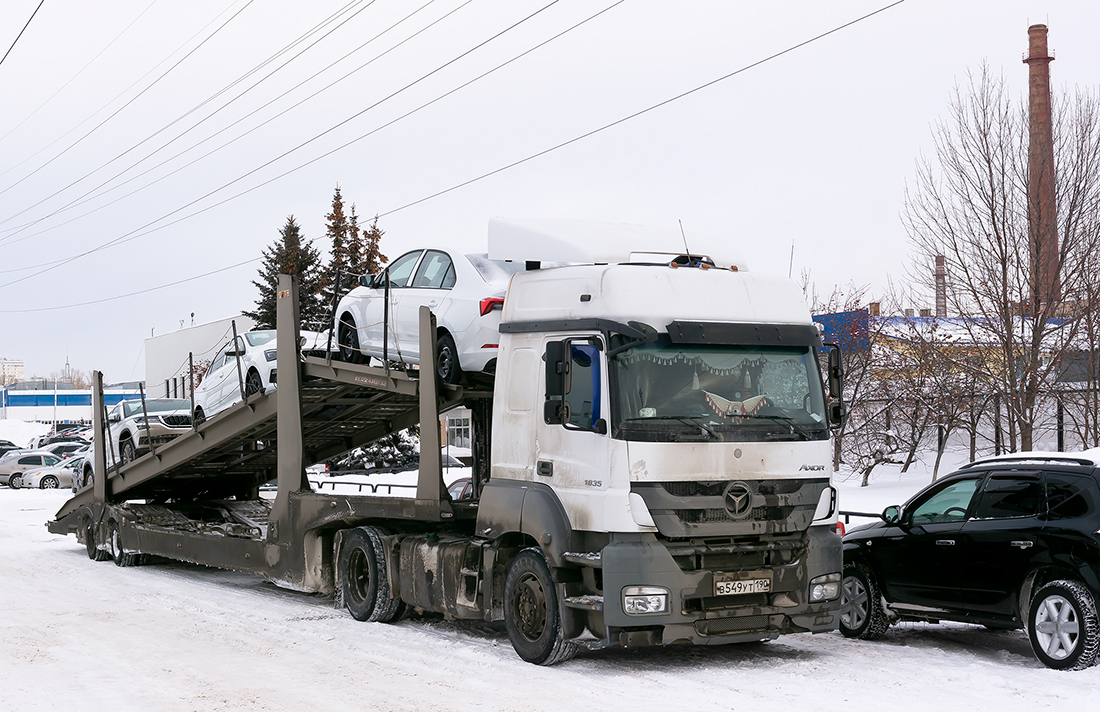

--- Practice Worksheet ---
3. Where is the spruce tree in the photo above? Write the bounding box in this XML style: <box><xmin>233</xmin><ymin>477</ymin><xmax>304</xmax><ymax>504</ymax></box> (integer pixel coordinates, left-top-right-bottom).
<box><xmin>360</xmin><ymin>215</ymin><xmax>387</xmax><ymax>276</ymax></box>
<box><xmin>244</xmin><ymin>215</ymin><xmax>325</xmax><ymax>330</ymax></box>
<box><xmin>322</xmin><ymin>186</ymin><xmax>351</xmax><ymax>301</ymax></box>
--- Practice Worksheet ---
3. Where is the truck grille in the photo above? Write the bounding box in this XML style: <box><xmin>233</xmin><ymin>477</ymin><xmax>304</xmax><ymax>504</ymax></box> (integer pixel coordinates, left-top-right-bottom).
<box><xmin>631</xmin><ymin>478</ymin><xmax>829</xmax><ymax>538</ymax></box>
<box><xmin>694</xmin><ymin>615</ymin><xmax>771</xmax><ymax>636</ymax></box>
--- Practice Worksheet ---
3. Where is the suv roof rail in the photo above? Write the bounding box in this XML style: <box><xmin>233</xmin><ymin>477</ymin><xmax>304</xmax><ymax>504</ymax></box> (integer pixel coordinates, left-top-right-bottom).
<box><xmin>960</xmin><ymin>449</ymin><xmax>1100</xmax><ymax>469</ymax></box>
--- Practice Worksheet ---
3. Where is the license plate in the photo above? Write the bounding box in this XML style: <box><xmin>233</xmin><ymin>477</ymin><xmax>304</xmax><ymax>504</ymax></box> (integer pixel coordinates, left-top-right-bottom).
<box><xmin>714</xmin><ymin>576</ymin><xmax>771</xmax><ymax>597</ymax></box>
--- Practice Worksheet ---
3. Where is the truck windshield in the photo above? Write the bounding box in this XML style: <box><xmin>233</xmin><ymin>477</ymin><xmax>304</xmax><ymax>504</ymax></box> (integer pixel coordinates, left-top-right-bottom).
<box><xmin>610</xmin><ymin>337</ymin><xmax>828</xmax><ymax>442</ymax></box>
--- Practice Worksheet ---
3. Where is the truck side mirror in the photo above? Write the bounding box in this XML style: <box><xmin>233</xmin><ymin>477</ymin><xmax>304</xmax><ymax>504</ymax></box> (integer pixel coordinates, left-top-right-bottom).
<box><xmin>826</xmin><ymin>344</ymin><xmax>844</xmax><ymax>399</ymax></box>
<box><xmin>544</xmin><ymin>341</ymin><xmax>570</xmax><ymax>424</ymax></box>
<box><xmin>829</xmin><ymin>401</ymin><xmax>847</xmax><ymax>430</ymax></box>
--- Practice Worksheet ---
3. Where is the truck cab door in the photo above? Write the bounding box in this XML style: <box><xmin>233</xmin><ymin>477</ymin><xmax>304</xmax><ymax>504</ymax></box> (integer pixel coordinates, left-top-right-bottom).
<box><xmin>536</xmin><ymin>338</ymin><xmax>610</xmax><ymax>519</ymax></box>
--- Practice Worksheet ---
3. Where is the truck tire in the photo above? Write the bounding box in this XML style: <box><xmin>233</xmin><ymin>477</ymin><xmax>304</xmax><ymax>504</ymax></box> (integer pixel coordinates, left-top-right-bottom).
<box><xmin>839</xmin><ymin>564</ymin><xmax>889</xmax><ymax>640</ymax></box>
<box><xmin>85</xmin><ymin>518</ymin><xmax>111</xmax><ymax>562</ymax></box>
<box><xmin>504</xmin><ymin>548</ymin><xmax>578</xmax><ymax>665</ymax></box>
<box><xmin>108</xmin><ymin>519</ymin><xmax>143</xmax><ymax>567</ymax></box>
<box><xmin>340</xmin><ymin>527</ymin><xmax>401</xmax><ymax>623</ymax></box>
<box><xmin>1028</xmin><ymin>580</ymin><xmax>1100</xmax><ymax>670</ymax></box>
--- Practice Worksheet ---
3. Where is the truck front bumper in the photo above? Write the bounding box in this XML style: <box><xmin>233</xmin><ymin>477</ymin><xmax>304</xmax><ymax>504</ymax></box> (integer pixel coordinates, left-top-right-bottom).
<box><xmin>596</xmin><ymin>526</ymin><xmax>842</xmax><ymax>647</ymax></box>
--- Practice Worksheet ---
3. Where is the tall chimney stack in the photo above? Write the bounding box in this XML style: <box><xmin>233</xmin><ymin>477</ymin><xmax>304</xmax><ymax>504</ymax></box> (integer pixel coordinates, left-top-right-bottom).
<box><xmin>934</xmin><ymin>255</ymin><xmax>947</xmax><ymax>317</ymax></box>
<box><xmin>1024</xmin><ymin>24</ymin><xmax>1059</xmax><ymax>306</ymax></box>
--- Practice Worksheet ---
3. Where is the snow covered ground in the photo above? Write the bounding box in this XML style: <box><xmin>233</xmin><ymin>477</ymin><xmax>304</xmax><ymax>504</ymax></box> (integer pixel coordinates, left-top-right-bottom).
<box><xmin>4</xmin><ymin>465</ymin><xmax>1098</xmax><ymax>711</ymax></box>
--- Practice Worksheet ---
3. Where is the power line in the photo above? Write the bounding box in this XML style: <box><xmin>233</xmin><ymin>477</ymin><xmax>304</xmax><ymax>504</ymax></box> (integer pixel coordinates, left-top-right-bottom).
<box><xmin>0</xmin><ymin>0</ymin><xmax>443</xmax><ymax>249</ymax></box>
<box><xmin>0</xmin><ymin>0</ymin><xmax>374</xmax><ymax>234</ymax></box>
<box><xmin>0</xmin><ymin>0</ymin><xmax>44</xmax><ymax>69</ymax></box>
<box><xmin>0</xmin><ymin>0</ymin><xmax>159</xmax><ymax>145</ymax></box>
<box><xmin>0</xmin><ymin>0</ymin><xmax>256</xmax><ymax>199</ymax></box>
<box><xmin>0</xmin><ymin>0</ymin><xmax>904</xmax><ymax>312</ymax></box>
<box><xmin>0</xmin><ymin>0</ymin><xmax>564</xmax><ymax>288</ymax></box>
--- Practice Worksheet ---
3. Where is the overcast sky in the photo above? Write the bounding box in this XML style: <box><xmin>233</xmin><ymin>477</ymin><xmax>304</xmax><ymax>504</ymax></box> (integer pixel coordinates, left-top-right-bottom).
<box><xmin>1</xmin><ymin>0</ymin><xmax>1096</xmax><ymax>383</ymax></box>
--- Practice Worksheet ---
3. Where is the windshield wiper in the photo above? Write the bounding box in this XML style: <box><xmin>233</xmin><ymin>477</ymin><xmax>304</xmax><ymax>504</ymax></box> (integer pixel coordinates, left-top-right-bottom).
<box><xmin>622</xmin><ymin>415</ymin><xmax>721</xmax><ymax>440</ymax></box>
<box><xmin>749</xmin><ymin>414</ymin><xmax>815</xmax><ymax>440</ymax></box>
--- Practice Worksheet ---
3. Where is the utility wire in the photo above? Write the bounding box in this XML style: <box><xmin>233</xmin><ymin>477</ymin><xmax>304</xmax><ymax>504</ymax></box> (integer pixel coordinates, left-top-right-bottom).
<box><xmin>0</xmin><ymin>0</ymin><xmax>373</xmax><ymax>233</ymax></box>
<box><xmin>0</xmin><ymin>0</ymin><xmax>158</xmax><ymax>145</ymax></box>
<box><xmin>0</xmin><ymin>0</ymin><xmax>43</xmax><ymax>69</ymax></box>
<box><xmin>0</xmin><ymin>0</ymin><xmax>904</xmax><ymax>312</ymax></box>
<box><xmin>0</xmin><ymin>0</ymin><xmax>443</xmax><ymax>249</ymax></box>
<box><xmin>0</xmin><ymin>0</ymin><xmax>564</xmax><ymax>289</ymax></box>
<box><xmin>0</xmin><ymin>0</ymin><xmax>256</xmax><ymax>198</ymax></box>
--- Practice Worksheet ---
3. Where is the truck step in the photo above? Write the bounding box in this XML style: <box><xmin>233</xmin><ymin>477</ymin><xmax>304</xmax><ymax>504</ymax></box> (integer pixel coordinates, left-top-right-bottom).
<box><xmin>562</xmin><ymin>551</ymin><xmax>602</xmax><ymax>567</ymax></box>
<box><xmin>564</xmin><ymin>595</ymin><xmax>603</xmax><ymax>611</ymax></box>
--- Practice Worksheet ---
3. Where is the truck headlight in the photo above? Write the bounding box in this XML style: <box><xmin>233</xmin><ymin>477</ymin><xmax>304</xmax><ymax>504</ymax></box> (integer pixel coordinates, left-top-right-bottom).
<box><xmin>809</xmin><ymin>573</ymin><xmax>841</xmax><ymax>602</ymax></box>
<box><xmin>623</xmin><ymin>586</ymin><xmax>669</xmax><ymax>615</ymax></box>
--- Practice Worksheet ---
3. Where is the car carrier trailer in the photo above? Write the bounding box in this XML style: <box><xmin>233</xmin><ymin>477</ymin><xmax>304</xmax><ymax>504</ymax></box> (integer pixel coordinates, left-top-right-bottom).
<box><xmin>50</xmin><ymin>222</ymin><xmax>846</xmax><ymax>665</ymax></box>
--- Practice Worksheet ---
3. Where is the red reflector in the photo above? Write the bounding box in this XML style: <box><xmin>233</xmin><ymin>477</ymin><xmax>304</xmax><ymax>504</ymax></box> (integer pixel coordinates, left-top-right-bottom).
<box><xmin>479</xmin><ymin>297</ymin><xmax>505</xmax><ymax>316</ymax></box>
<box><xmin>836</xmin><ymin>521</ymin><xmax>846</xmax><ymax>537</ymax></box>
<box><xmin>481</xmin><ymin>344</ymin><xmax>498</xmax><ymax>349</ymax></box>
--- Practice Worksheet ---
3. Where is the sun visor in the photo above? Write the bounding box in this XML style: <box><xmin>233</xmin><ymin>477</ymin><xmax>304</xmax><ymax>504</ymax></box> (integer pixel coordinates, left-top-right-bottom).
<box><xmin>487</xmin><ymin>218</ymin><xmax>748</xmax><ymax>270</ymax></box>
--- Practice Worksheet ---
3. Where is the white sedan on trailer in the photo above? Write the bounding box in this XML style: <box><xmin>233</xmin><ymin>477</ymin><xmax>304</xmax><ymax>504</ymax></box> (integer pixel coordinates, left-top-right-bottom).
<box><xmin>192</xmin><ymin>329</ymin><xmax>328</xmax><ymax>424</ymax></box>
<box><xmin>334</xmin><ymin>250</ymin><xmax>520</xmax><ymax>384</ymax></box>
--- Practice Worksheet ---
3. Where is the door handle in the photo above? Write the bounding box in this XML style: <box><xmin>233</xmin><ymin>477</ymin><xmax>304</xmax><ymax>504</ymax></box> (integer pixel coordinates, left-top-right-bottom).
<box><xmin>1011</xmin><ymin>540</ymin><xmax>1034</xmax><ymax>549</ymax></box>
<box><xmin>536</xmin><ymin>460</ymin><xmax>553</xmax><ymax>477</ymax></box>
<box><xmin>935</xmin><ymin>539</ymin><xmax>955</xmax><ymax>546</ymax></box>
<box><xmin>428</xmin><ymin>300</ymin><xmax>438</xmax><ymax>307</ymax></box>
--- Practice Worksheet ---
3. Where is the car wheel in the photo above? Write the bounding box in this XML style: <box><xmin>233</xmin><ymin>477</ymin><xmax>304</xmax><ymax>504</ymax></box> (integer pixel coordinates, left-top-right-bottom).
<box><xmin>9</xmin><ymin>473</ymin><xmax>22</xmax><ymax>489</ymax></box>
<box><xmin>245</xmin><ymin>369</ymin><xmax>263</xmax><ymax>398</ymax></box>
<box><xmin>40</xmin><ymin>475</ymin><xmax>59</xmax><ymax>489</ymax></box>
<box><xmin>436</xmin><ymin>333</ymin><xmax>462</xmax><ymax>386</ymax></box>
<box><xmin>839</xmin><ymin>565</ymin><xmax>889</xmax><ymax>640</ymax></box>
<box><xmin>193</xmin><ymin>407</ymin><xmax>206</xmax><ymax>426</ymax></box>
<box><xmin>338</xmin><ymin>315</ymin><xmax>366</xmax><ymax>365</ymax></box>
<box><xmin>120</xmin><ymin>438</ymin><xmax>137</xmax><ymax>464</ymax></box>
<box><xmin>504</xmin><ymin>548</ymin><xmax>578</xmax><ymax>665</ymax></box>
<box><xmin>1028</xmin><ymin>579</ymin><xmax>1100</xmax><ymax>670</ymax></box>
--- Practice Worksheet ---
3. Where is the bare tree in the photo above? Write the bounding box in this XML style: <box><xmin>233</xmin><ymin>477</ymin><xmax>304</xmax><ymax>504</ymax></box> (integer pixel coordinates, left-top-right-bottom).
<box><xmin>904</xmin><ymin>66</ymin><xmax>1100</xmax><ymax>451</ymax></box>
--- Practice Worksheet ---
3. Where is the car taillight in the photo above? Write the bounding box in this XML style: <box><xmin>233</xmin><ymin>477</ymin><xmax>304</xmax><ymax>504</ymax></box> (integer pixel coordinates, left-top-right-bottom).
<box><xmin>836</xmin><ymin>521</ymin><xmax>846</xmax><ymax>536</ymax></box>
<box><xmin>479</xmin><ymin>297</ymin><xmax>504</xmax><ymax>316</ymax></box>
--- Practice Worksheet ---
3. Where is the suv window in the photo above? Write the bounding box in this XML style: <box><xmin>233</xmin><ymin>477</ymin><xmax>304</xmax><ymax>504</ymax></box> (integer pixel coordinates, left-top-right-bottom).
<box><xmin>972</xmin><ymin>474</ymin><xmax>1043</xmax><ymax>519</ymax></box>
<box><xmin>1044</xmin><ymin>472</ymin><xmax>1097</xmax><ymax>519</ymax></box>
<box><xmin>908</xmin><ymin>477</ymin><xmax>981</xmax><ymax>524</ymax></box>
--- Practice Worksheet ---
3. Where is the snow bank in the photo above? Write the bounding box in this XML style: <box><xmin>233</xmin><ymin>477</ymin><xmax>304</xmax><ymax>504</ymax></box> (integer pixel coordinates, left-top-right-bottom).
<box><xmin>0</xmin><ymin>419</ymin><xmax>50</xmax><ymax>448</ymax></box>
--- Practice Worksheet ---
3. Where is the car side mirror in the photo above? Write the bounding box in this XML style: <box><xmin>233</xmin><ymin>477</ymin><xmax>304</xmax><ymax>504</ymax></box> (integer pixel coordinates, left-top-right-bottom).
<box><xmin>881</xmin><ymin>505</ymin><xmax>901</xmax><ymax>525</ymax></box>
<box><xmin>108</xmin><ymin>415</ymin><xmax>120</xmax><ymax>423</ymax></box>
<box><xmin>359</xmin><ymin>274</ymin><xmax>373</xmax><ymax>288</ymax></box>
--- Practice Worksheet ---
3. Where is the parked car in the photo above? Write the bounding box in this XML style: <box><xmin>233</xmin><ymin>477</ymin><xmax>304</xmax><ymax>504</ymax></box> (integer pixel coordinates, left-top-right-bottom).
<box><xmin>0</xmin><ymin>440</ymin><xmax>19</xmax><ymax>458</ymax></box>
<box><xmin>192</xmin><ymin>329</ymin><xmax>328</xmax><ymax>424</ymax></box>
<box><xmin>840</xmin><ymin>451</ymin><xmax>1100</xmax><ymax>670</ymax></box>
<box><xmin>43</xmin><ymin>441</ymin><xmax>86</xmax><ymax>458</ymax></box>
<box><xmin>334</xmin><ymin>250</ymin><xmax>521</xmax><ymax>384</ymax></box>
<box><xmin>0</xmin><ymin>450</ymin><xmax>65</xmax><ymax>488</ymax></box>
<box><xmin>18</xmin><ymin>454</ymin><xmax>83</xmax><ymax>489</ymax></box>
<box><xmin>106</xmin><ymin>398</ymin><xmax>192</xmax><ymax>464</ymax></box>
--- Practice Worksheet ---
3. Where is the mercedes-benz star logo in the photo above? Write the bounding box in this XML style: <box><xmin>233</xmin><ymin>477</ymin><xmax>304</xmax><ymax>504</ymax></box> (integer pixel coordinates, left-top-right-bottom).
<box><xmin>723</xmin><ymin>481</ymin><xmax>753</xmax><ymax>519</ymax></box>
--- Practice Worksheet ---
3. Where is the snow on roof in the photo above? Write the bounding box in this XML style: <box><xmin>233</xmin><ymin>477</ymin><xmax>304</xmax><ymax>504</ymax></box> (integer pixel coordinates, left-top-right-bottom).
<box><xmin>487</xmin><ymin>218</ymin><xmax>749</xmax><ymax>270</ymax></box>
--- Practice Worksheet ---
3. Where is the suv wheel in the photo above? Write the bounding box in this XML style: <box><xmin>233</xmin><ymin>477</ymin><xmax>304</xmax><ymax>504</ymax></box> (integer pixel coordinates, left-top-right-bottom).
<box><xmin>839</xmin><ymin>565</ymin><xmax>889</xmax><ymax>640</ymax></box>
<box><xmin>1028</xmin><ymin>580</ymin><xmax>1100</xmax><ymax>670</ymax></box>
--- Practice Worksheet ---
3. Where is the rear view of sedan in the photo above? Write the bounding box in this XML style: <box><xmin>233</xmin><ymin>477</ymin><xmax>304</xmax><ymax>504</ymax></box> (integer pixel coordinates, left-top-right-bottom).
<box><xmin>334</xmin><ymin>251</ymin><xmax>519</xmax><ymax>384</ymax></box>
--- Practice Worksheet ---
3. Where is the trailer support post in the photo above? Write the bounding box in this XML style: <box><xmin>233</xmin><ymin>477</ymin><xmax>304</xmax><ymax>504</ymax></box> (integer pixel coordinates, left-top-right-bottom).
<box><xmin>92</xmin><ymin>371</ymin><xmax>108</xmax><ymax>504</ymax></box>
<box><xmin>272</xmin><ymin>274</ymin><xmax>308</xmax><ymax>543</ymax></box>
<box><xmin>416</xmin><ymin>306</ymin><xmax>445</xmax><ymax>507</ymax></box>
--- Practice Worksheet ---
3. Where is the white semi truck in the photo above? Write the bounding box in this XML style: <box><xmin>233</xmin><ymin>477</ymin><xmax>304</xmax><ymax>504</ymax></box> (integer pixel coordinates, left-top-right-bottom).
<box><xmin>49</xmin><ymin>220</ymin><xmax>845</xmax><ymax>665</ymax></box>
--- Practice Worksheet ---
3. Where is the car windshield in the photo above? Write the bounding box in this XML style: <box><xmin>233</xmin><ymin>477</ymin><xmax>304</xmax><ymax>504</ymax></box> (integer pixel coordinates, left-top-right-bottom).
<box><xmin>611</xmin><ymin>336</ymin><xmax>828</xmax><ymax>442</ymax></box>
<box><xmin>245</xmin><ymin>330</ymin><xmax>276</xmax><ymax>347</ymax></box>
<box><xmin>122</xmin><ymin>399</ymin><xmax>190</xmax><ymax>417</ymax></box>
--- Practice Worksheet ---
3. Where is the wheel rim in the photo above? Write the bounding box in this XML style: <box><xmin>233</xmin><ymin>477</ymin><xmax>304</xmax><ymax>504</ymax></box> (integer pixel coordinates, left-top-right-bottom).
<box><xmin>1035</xmin><ymin>594</ymin><xmax>1080</xmax><ymax>660</ymax></box>
<box><xmin>347</xmin><ymin>547</ymin><xmax>371</xmax><ymax>604</ymax></box>
<box><xmin>246</xmin><ymin>372</ymin><xmax>262</xmax><ymax>397</ymax></box>
<box><xmin>43</xmin><ymin>476</ymin><xmax>58</xmax><ymax>489</ymax></box>
<box><xmin>339</xmin><ymin>321</ymin><xmax>359</xmax><ymax>362</ymax></box>
<box><xmin>110</xmin><ymin>525</ymin><xmax>121</xmax><ymax>560</ymax></box>
<box><xmin>121</xmin><ymin>442</ymin><xmax>134</xmax><ymax>463</ymax></box>
<box><xmin>10</xmin><ymin>475</ymin><xmax>21</xmax><ymax>488</ymax></box>
<box><xmin>513</xmin><ymin>572</ymin><xmax>548</xmax><ymax>643</ymax></box>
<box><xmin>438</xmin><ymin>345</ymin><xmax>455</xmax><ymax>381</ymax></box>
<box><xmin>840</xmin><ymin>575</ymin><xmax>868</xmax><ymax>630</ymax></box>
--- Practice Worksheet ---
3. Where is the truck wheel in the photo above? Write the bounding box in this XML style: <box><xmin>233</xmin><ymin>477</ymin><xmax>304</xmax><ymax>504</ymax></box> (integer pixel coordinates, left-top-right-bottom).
<box><xmin>120</xmin><ymin>438</ymin><xmax>136</xmax><ymax>464</ymax></box>
<box><xmin>85</xmin><ymin>518</ymin><xmax>111</xmax><ymax>562</ymax></box>
<box><xmin>504</xmin><ymin>548</ymin><xmax>578</xmax><ymax>665</ymax></box>
<box><xmin>108</xmin><ymin>519</ymin><xmax>142</xmax><ymax>567</ymax></box>
<box><xmin>839</xmin><ymin>565</ymin><xmax>889</xmax><ymax>640</ymax></box>
<box><xmin>340</xmin><ymin>527</ymin><xmax>401</xmax><ymax>622</ymax></box>
<box><xmin>1028</xmin><ymin>580</ymin><xmax>1100</xmax><ymax>670</ymax></box>
<box><xmin>436</xmin><ymin>334</ymin><xmax>462</xmax><ymax>386</ymax></box>
<box><xmin>338</xmin><ymin>316</ymin><xmax>366</xmax><ymax>365</ymax></box>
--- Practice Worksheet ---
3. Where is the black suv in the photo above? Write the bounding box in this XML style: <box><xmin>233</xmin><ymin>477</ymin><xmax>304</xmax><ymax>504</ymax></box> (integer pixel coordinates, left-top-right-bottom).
<box><xmin>840</xmin><ymin>453</ymin><xmax>1100</xmax><ymax>670</ymax></box>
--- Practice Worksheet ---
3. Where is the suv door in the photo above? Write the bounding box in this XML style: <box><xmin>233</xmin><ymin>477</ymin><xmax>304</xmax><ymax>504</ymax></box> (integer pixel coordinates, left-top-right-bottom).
<box><xmin>872</xmin><ymin>476</ymin><xmax>983</xmax><ymax>608</ymax></box>
<box><xmin>959</xmin><ymin>470</ymin><xmax>1045</xmax><ymax>617</ymax></box>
